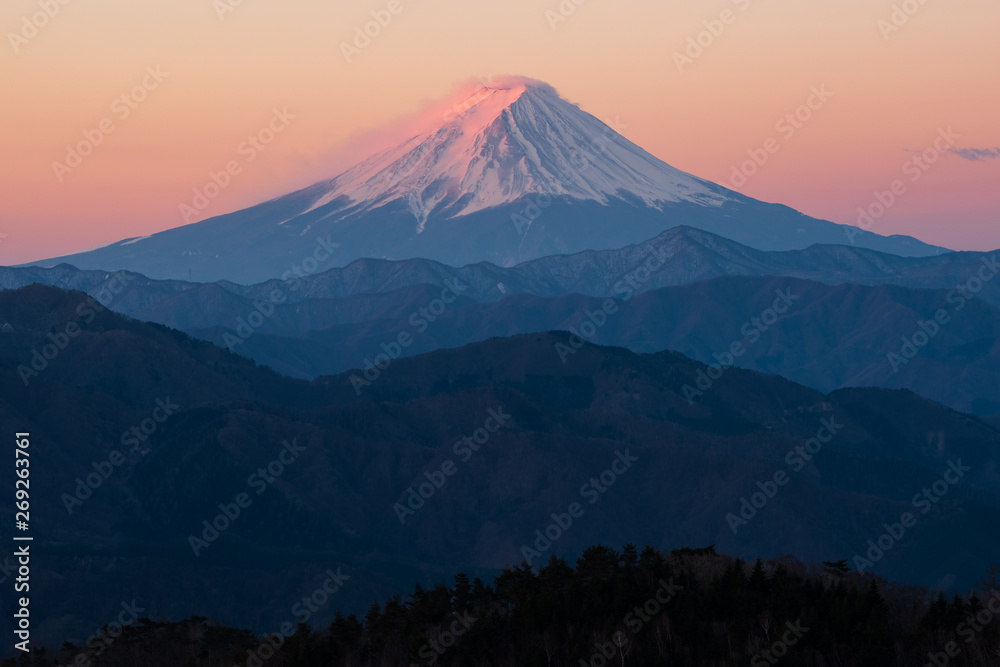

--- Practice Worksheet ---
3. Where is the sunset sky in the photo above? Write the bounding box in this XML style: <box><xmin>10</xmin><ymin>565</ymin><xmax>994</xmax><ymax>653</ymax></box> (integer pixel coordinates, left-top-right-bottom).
<box><xmin>1</xmin><ymin>0</ymin><xmax>998</xmax><ymax>264</ymax></box>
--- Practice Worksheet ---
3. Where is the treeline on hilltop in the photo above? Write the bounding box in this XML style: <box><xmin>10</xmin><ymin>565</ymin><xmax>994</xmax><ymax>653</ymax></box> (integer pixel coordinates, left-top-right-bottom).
<box><xmin>5</xmin><ymin>545</ymin><xmax>1000</xmax><ymax>667</ymax></box>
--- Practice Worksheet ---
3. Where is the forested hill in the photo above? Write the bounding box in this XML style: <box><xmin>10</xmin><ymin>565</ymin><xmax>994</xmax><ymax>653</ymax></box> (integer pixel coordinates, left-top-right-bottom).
<box><xmin>6</xmin><ymin>545</ymin><xmax>999</xmax><ymax>667</ymax></box>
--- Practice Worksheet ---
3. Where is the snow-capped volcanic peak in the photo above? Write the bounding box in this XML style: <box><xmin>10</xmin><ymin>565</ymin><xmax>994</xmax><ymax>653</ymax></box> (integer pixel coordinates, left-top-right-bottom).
<box><xmin>307</xmin><ymin>76</ymin><xmax>728</xmax><ymax>227</ymax></box>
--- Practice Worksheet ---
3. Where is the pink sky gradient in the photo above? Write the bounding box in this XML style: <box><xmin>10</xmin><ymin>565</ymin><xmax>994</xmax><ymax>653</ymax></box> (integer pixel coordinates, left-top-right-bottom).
<box><xmin>1</xmin><ymin>0</ymin><xmax>998</xmax><ymax>265</ymax></box>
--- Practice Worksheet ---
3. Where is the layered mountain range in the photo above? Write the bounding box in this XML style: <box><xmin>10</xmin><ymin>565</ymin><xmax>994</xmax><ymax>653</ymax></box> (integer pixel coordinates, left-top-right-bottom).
<box><xmin>4</xmin><ymin>228</ymin><xmax>998</xmax><ymax>414</ymax></box>
<box><xmin>2</xmin><ymin>76</ymin><xmax>996</xmax><ymax>649</ymax></box>
<box><xmin>1</xmin><ymin>285</ymin><xmax>998</xmax><ymax>644</ymax></box>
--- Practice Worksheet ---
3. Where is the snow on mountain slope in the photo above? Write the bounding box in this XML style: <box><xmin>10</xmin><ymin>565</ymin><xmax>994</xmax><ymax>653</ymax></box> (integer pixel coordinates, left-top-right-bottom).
<box><xmin>303</xmin><ymin>76</ymin><xmax>729</xmax><ymax>229</ymax></box>
<box><xmin>28</xmin><ymin>76</ymin><xmax>947</xmax><ymax>283</ymax></box>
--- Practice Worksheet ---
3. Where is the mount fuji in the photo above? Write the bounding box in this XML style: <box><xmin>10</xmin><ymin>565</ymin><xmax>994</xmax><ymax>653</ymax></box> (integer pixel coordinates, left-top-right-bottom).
<box><xmin>34</xmin><ymin>76</ymin><xmax>944</xmax><ymax>283</ymax></box>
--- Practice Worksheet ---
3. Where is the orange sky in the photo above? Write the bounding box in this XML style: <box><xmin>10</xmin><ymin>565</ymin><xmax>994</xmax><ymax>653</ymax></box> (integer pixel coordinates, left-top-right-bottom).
<box><xmin>1</xmin><ymin>0</ymin><xmax>998</xmax><ymax>264</ymax></box>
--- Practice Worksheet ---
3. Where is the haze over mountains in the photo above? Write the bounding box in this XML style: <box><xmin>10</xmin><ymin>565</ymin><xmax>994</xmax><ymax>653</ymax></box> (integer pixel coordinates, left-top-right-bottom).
<box><xmin>4</xmin><ymin>228</ymin><xmax>997</xmax><ymax>414</ymax></box>
<box><xmin>30</xmin><ymin>77</ymin><xmax>942</xmax><ymax>284</ymax></box>
<box><xmin>7</xmin><ymin>226</ymin><xmax>996</xmax><ymax>309</ymax></box>
<box><xmin>2</xmin><ymin>286</ymin><xmax>999</xmax><ymax>643</ymax></box>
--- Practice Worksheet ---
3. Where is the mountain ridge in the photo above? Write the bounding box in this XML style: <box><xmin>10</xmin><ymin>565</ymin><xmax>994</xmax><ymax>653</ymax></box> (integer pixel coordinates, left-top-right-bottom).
<box><xmin>2</xmin><ymin>286</ymin><xmax>999</xmax><ymax>643</ymax></box>
<box><xmin>26</xmin><ymin>78</ymin><xmax>945</xmax><ymax>282</ymax></box>
<box><xmin>6</xmin><ymin>226</ymin><xmax>994</xmax><ymax>307</ymax></box>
